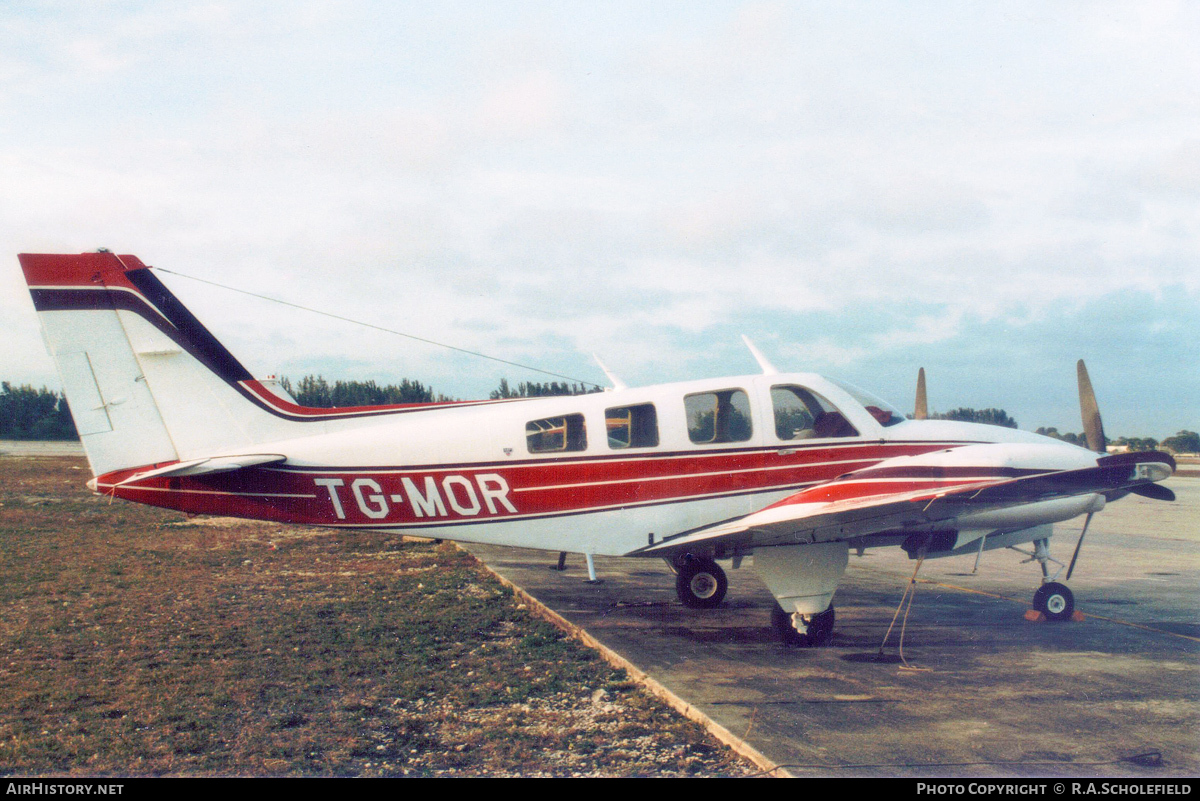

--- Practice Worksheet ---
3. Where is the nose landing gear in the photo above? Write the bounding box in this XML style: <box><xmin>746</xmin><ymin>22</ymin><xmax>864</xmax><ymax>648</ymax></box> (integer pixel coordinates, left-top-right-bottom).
<box><xmin>1032</xmin><ymin>581</ymin><xmax>1075</xmax><ymax>621</ymax></box>
<box><xmin>1017</xmin><ymin>537</ymin><xmax>1077</xmax><ymax>622</ymax></box>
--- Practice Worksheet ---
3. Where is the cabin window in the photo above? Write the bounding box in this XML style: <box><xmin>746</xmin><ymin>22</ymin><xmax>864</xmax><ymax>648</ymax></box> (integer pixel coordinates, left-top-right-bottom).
<box><xmin>685</xmin><ymin>389</ymin><xmax>753</xmax><ymax>444</ymax></box>
<box><xmin>606</xmin><ymin>403</ymin><xmax>659</xmax><ymax>449</ymax></box>
<box><xmin>526</xmin><ymin>413</ymin><xmax>588</xmax><ymax>453</ymax></box>
<box><xmin>771</xmin><ymin>385</ymin><xmax>859</xmax><ymax>440</ymax></box>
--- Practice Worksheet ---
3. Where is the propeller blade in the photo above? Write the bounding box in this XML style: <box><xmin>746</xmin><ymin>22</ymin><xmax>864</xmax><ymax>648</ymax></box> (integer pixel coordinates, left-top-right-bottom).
<box><xmin>1065</xmin><ymin>511</ymin><xmax>1093</xmax><ymax>581</ymax></box>
<box><xmin>914</xmin><ymin>367</ymin><xmax>928</xmax><ymax>420</ymax></box>
<box><xmin>1131</xmin><ymin>483</ymin><xmax>1176</xmax><ymax>502</ymax></box>
<box><xmin>1077</xmin><ymin>359</ymin><xmax>1106</xmax><ymax>453</ymax></box>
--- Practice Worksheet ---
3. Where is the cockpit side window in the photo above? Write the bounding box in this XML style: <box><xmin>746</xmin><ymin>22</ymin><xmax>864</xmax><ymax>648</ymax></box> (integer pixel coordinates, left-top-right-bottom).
<box><xmin>771</xmin><ymin>385</ymin><xmax>859</xmax><ymax>440</ymax></box>
<box><xmin>685</xmin><ymin>389</ymin><xmax>753</xmax><ymax>444</ymax></box>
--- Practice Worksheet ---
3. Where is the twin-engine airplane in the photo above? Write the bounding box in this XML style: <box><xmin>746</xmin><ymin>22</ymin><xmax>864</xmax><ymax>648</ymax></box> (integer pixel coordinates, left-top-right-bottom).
<box><xmin>19</xmin><ymin>251</ymin><xmax>1177</xmax><ymax>646</ymax></box>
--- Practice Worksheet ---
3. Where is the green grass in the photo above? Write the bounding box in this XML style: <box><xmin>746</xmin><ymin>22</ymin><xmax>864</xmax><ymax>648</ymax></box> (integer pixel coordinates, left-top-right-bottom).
<box><xmin>0</xmin><ymin>456</ymin><xmax>752</xmax><ymax>776</ymax></box>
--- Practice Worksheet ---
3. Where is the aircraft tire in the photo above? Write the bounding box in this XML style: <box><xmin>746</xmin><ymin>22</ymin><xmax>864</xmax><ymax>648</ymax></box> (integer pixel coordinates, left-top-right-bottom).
<box><xmin>675</xmin><ymin>557</ymin><xmax>727</xmax><ymax>608</ymax></box>
<box><xmin>1033</xmin><ymin>581</ymin><xmax>1075</xmax><ymax>621</ymax></box>
<box><xmin>772</xmin><ymin>603</ymin><xmax>835</xmax><ymax>647</ymax></box>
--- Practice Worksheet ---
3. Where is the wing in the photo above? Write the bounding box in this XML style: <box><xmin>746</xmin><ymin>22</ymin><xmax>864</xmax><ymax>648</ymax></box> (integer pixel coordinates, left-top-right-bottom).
<box><xmin>631</xmin><ymin>448</ymin><xmax>1175</xmax><ymax>558</ymax></box>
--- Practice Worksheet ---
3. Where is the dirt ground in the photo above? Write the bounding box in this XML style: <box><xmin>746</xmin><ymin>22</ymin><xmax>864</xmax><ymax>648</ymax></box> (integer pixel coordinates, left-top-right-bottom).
<box><xmin>0</xmin><ymin>455</ymin><xmax>757</xmax><ymax>777</ymax></box>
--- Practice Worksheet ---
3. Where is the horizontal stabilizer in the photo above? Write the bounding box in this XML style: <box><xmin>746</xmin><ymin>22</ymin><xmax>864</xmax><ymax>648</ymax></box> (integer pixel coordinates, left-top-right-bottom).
<box><xmin>116</xmin><ymin>454</ymin><xmax>286</xmax><ymax>485</ymax></box>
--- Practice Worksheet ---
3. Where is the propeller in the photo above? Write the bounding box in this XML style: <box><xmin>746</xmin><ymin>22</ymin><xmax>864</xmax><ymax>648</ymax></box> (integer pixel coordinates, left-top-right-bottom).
<box><xmin>914</xmin><ymin>367</ymin><xmax>928</xmax><ymax>420</ymax></box>
<box><xmin>1131</xmin><ymin>482</ymin><xmax>1176</xmax><ymax>502</ymax></box>
<box><xmin>1077</xmin><ymin>359</ymin><xmax>1106</xmax><ymax>453</ymax></box>
<box><xmin>1077</xmin><ymin>359</ymin><xmax>1174</xmax><ymax>500</ymax></box>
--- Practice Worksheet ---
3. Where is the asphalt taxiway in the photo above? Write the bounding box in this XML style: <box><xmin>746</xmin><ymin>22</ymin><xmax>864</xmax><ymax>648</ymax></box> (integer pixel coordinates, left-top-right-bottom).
<box><xmin>465</xmin><ymin>477</ymin><xmax>1200</xmax><ymax>778</ymax></box>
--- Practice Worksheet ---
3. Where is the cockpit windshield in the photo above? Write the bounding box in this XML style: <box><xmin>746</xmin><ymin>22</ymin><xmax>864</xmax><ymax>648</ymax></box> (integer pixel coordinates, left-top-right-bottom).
<box><xmin>825</xmin><ymin>377</ymin><xmax>906</xmax><ymax>427</ymax></box>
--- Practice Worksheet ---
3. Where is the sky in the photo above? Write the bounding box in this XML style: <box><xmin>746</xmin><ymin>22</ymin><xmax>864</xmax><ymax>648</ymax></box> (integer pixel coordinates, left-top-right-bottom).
<box><xmin>1</xmin><ymin>1</ymin><xmax>1197</xmax><ymax>438</ymax></box>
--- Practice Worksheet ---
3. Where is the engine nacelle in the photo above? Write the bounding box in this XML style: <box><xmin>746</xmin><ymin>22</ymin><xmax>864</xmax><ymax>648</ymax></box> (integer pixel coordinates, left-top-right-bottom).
<box><xmin>955</xmin><ymin>493</ymin><xmax>1105</xmax><ymax>530</ymax></box>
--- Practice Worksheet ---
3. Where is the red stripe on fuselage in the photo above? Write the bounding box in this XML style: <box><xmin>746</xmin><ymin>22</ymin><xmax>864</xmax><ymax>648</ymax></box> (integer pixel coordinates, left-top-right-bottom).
<box><xmin>95</xmin><ymin>441</ymin><xmax>961</xmax><ymax>528</ymax></box>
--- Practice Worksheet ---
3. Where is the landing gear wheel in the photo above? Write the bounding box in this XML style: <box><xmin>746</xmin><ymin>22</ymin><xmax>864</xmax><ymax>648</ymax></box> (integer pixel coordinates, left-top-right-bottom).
<box><xmin>675</xmin><ymin>557</ymin><xmax>727</xmax><ymax>608</ymax></box>
<box><xmin>1033</xmin><ymin>581</ymin><xmax>1075</xmax><ymax>621</ymax></box>
<box><xmin>772</xmin><ymin>603</ymin><xmax>835</xmax><ymax>647</ymax></box>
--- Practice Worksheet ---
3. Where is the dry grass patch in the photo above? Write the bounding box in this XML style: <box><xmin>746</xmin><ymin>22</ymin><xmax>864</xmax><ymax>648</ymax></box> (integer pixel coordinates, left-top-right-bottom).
<box><xmin>0</xmin><ymin>456</ymin><xmax>754</xmax><ymax>777</ymax></box>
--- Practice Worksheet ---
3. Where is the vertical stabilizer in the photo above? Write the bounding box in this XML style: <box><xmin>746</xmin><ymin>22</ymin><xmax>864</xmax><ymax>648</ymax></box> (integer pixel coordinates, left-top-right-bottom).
<box><xmin>20</xmin><ymin>251</ymin><xmax>316</xmax><ymax>477</ymax></box>
<box><xmin>20</xmin><ymin>252</ymin><xmax>181</xmax><ymax>475</ymax></box>
<box><xmin>20</xmin><ymin>251</ymin><xmax>463</xmax><ymax>479</ymax></box>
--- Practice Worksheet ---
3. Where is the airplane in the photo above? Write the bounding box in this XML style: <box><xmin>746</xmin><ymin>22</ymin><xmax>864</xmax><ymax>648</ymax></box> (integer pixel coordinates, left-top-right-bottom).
<box><xmin>17</xmin><ymin>250</ymin><xmax>1177</xmax><ymax>647</ymax></box>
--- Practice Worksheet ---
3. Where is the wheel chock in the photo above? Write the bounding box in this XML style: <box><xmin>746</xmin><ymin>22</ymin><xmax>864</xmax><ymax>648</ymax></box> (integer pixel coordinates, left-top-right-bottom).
<box><xmin>1024</xmin><ymin>609</ymin><xmax>1086</xmax><ymax>622</ymax></box>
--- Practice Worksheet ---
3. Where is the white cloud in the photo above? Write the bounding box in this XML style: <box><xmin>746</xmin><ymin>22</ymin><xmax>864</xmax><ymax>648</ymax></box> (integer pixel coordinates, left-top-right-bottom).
<box><xmin>1</xmin><ymin>2</ymin><xmax>1197</xmax><ymax>431</ymax></box>
<box><xmin>475</xmin><ymin>72</ymin><xmax>569</xmax><ymax>138</ymax></box>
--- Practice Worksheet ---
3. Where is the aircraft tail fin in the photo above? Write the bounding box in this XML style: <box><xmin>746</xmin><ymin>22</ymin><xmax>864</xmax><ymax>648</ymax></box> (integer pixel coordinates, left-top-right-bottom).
<box><xmin>19</xmin><ymin>251</ymin><xmax>315</xmax><ymax>477</ymax></box>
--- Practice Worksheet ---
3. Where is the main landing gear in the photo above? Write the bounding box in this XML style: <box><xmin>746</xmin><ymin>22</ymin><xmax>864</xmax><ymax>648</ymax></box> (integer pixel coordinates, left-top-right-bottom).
<box><xmin>1019</xmin><ymin>537</ymin><xmax>1076</xmax><ymax>621</ymax></box>
<box><xmin>674</xmin><ymin>555</ymin><xmax>728</xmax><ymax>608</ymax></box>
<box><xmin>772</xmin><ymin>603</ymin><xmax>835</xmax><ymax>647</ymax></box>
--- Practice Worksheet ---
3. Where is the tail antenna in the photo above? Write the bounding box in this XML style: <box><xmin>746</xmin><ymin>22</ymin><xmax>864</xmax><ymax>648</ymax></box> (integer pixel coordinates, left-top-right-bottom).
<box><xmin>741</xmin><ymin>335</ymin><xmax>779</xmax><ymax>375</ymax></box>
<box><xmin>592</xmin><ymin>354</ymin><xmax>627</xmax><ymax>391</ymax></box>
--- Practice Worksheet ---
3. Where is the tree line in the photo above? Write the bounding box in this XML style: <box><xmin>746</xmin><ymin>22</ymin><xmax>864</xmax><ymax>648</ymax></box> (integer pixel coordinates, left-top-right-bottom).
<box><xmin>276</xmin><ymin>375</ymin><xmax>598</xmax><ymax>407</ymax></box>
<box><xmin>926</xmin><ymin>407</ymin><xmax>1199</xmax><ymax>453</ymax></box>
<box><xmin>0</xmin><ymin>383</ymin><xmax>77</xmax><ymax>440</ymax></box>
<box><xmin>930</xmin><ymin>408</ymin><xmax>1018</xmax><ymax>428</ymax></box>
<box><xmin>1034</xmin><ymin>427</ymin><xmax>1199</xmax><ymax>454</ymax></box>
<box><xmin>2</xmin><ymin>378</ymin><xmax>1195</xmax><ymax>454</ymax></box>
<box><xmin>277</xmin><ymin>375</ymin><xmax>449</xmax><ymax>407</ymax></box>
<box><xmin>0</xmin><ymin>375</ymin><xmax>595</xmax><ymax>441</ymax></box>
<box><xmin>488</xmin><ymin>378</ymin><xmax>602</xmax><ymax>400</ymax></box>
